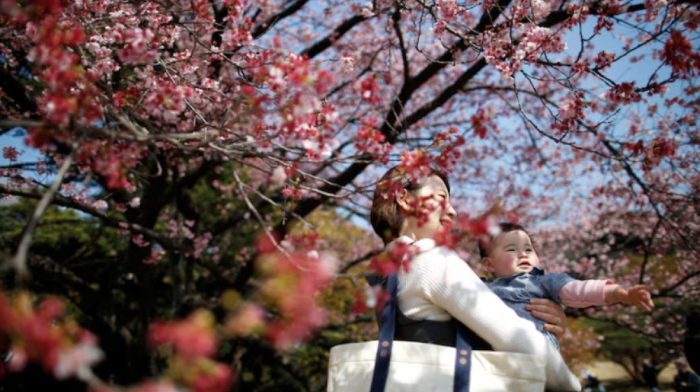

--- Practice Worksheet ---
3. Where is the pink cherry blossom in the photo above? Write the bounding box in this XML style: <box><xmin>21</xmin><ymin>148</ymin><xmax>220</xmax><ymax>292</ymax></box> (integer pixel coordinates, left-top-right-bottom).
<box><xmin>2</xmin><ymin>146</ymin><xmax>19</xmax><ymax>162</ymax></box>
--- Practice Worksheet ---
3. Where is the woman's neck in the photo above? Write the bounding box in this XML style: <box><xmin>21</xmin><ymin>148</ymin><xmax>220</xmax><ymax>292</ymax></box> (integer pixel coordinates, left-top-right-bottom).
<box><xmin>397</xmin><ymin>232</ymin><xmax>418</xmax><ymax>242</ymax></box>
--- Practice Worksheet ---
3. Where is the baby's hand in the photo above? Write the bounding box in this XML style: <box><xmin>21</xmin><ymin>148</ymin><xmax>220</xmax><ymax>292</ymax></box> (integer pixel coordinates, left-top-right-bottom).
<box><xmin>621</xmin><ymin>285</ymin><xmax>654</xmax><ymax>311</ymax></box>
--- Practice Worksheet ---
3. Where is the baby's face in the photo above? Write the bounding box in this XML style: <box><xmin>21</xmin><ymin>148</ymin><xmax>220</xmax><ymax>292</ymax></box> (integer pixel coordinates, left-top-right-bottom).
<box><xmin>483</xmin><ymin>230</ymin><xmax>541</xmax><ymax>277</ymax></box>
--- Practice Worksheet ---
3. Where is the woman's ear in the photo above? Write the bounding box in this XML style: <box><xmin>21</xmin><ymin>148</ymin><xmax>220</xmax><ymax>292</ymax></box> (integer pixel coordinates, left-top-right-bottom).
<box><xmin>482</xmin><ymin>257</ymin><xmax>496</xmax><ymax>274</ymax></box>
<box><xmin>396</xmin><ymin>188</ymin><xmax>411</xmax><ymax>211</ymax></box>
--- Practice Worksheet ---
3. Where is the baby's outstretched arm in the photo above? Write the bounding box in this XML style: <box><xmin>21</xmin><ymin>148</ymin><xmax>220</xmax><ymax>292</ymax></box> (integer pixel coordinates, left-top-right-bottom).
<box><xmin>604</xmin><ymin>284</ymin><xmax>654</xmax><ymax>311</ymax></box>
<box><xmin>559</xmin><ymin>280</ymin><xmax>654</xmax><ymax>311</ymax></box>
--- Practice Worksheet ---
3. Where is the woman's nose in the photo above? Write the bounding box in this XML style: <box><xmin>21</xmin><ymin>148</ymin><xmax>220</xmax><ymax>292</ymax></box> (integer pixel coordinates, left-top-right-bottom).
<box><xmin>446</xmin><ymin>203</ymin><xmax>457</xmax><ymax>218</ymax></box>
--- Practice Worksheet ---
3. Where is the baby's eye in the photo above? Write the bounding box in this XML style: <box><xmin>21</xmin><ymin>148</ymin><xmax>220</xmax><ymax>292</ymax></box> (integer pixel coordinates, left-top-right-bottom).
<box><xmin>526</xmin><ymin>248</ymin><xmax>533</xmax><ymax>252</ymax></box>
<box><xmin>506</xmin><ymin>248</ymin><xmax>516</xmax><ymax>252</ymax></box>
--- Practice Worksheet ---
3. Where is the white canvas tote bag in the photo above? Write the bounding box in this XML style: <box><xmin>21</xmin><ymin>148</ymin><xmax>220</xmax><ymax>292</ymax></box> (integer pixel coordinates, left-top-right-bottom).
<box><xmin>328</xmin><ymin>339</ymin><xmax>546</xmax><ymax>392</ymax></box>
<box><xmin>327</xmin><ymin>274</ymin><xmax>547</xmax><ymax>392</ymax></box>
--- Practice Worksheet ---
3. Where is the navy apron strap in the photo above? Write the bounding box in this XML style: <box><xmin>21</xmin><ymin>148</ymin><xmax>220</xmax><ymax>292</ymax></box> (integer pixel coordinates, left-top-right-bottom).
<box><xmin>369</xmin><ymin>273</ymin><xmax>473</xmax><ymax>392</ymax></box>
<box><xmin>369</xmin><ymin>273</ymin><xmax>398</xmax><ymax>392</ymax></box>
<box><xmin>453</xmin><ymin>321</ymin><xmax>473</xmax><ymax>392</ymax></box>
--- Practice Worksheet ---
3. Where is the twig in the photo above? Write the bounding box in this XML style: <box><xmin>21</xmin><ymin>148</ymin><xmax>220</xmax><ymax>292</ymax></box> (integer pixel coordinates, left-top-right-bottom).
<box><xmin>340</xmin><ymin>249</ymin><xmax>382</xmax><ymax>273</ymax></box>
<box><xmin>9</xmin><ymin>153</ymin><xmax>74</xmax><ymax>280</ymax></box>
<box><xmin>231</xmin><ymin>165</ymin><xmax>293</xmax><ymax>260</ymax></box>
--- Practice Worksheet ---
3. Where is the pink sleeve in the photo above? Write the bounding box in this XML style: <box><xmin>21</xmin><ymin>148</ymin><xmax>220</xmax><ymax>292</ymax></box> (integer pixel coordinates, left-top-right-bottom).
<box><xmin>559</xmin><ymin>279</ymin><xmax>613</xmax><ymax>308</ymax></box>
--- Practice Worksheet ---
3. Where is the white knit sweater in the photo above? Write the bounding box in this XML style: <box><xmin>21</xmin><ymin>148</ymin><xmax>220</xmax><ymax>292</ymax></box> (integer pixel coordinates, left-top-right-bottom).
<box><xmin>394</xmin><ymin>237</ymin><xmax>581</xmax><ymax>391</ymax></box>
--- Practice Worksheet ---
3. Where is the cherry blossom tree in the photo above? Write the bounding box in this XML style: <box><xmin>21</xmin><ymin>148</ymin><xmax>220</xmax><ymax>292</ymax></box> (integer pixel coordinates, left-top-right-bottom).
<box><xmin>1</xmin><ymin>0</ymin><xmax>699</xmax><ymax>390</ymax></box>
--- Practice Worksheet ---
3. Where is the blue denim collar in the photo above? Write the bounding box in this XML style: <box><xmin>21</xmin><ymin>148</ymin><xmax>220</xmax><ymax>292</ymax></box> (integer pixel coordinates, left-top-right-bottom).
<box><xmin>492</xmin><ymin>266</ymin><xmax>546</xmax><ymax>284</ymax></box>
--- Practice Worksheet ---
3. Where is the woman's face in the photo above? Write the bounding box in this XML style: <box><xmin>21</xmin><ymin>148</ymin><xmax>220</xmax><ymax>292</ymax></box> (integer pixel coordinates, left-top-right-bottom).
<box><xmin>398</xmin><ymin>175</ymin><xmax>457</xmax><ymax>241</ymax></box>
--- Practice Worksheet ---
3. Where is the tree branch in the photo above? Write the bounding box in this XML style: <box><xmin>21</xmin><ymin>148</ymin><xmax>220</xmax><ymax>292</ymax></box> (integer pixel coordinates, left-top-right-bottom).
<box><xmin>656</xmin><ymin>269</ymin><xmax>700</xmax><ymax>297</ymax></box>
<box><xmin>300</xmin><ymin>15</ymin><xmax>370</xmax><ymax>59</ymax></box>
<box><xmin>8</xmin><ymin>153</ymin><xmax>73</xmax><ymax>280</ymax></box>
<box><xmin>0</xmin><ymin>65</ymin><xmax>38</xmax><ymax>113</ymax></box>
<box><xmin>340</xmin><ymin>249</ymin><xmax>382</xmax><ymax>273</ymax></box>
<box><xmin>0</xmin><ymin>184</ymin><xmax>181</xmax><ymax>252</ymax></box>
<box><xmin>252</xmin><ymin>0</ymin><xmax>312</xmax><ymax>39</ymax></box>
<box><xmin>392</xmin><ymin>7</ymin><xmax>411</xmax><ymax>83</ymax></box>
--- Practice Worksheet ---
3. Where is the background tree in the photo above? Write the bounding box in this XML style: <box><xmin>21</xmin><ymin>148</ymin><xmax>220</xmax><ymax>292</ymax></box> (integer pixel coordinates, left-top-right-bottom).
<box><xmin>532</xmin><ymin>216</ymin><xmax>700</xmax><ymax>384</ymax></box>
<box><xmin>1</xmin><ymin>0</ymin><xmax>699</xmax><ymax>390</ymax></box>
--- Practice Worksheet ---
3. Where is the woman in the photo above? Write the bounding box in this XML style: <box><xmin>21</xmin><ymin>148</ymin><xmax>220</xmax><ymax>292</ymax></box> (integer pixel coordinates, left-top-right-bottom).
<box><xmin>370</xmin><ymin>166</ymin><xmax>580</xmax><ymax>391</ymax></box>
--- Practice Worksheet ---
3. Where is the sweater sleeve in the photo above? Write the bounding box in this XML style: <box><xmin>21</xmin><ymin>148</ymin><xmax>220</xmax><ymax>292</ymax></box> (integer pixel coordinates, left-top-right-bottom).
<box><xmin>405</xmin><ymin>245</ymin><xmax>581</xmax><ymax>391</ymax></box>
<box><xmin>559</xmin><ymin>279</ymin><xmax>612</xmax><ymax>308</ymax></box>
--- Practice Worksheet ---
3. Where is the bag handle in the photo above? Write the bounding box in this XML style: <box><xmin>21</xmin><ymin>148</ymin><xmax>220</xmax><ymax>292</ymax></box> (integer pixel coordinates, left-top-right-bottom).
<box><xmin>369</xmin><ymin>273</ymin><xmax>473</xmax><ymax>392</ymax></box>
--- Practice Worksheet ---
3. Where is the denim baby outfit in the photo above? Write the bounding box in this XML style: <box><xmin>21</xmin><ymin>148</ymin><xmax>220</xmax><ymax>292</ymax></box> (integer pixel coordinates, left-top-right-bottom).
<box><xmin>487</xmin><ymin>267</ymin><xmax>575</xmax><ymax>349</ymax></box>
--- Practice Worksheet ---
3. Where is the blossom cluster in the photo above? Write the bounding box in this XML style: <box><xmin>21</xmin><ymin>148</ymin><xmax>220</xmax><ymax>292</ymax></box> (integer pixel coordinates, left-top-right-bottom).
<box><xmin>242</xmin><ymin>53</ymin><xmax>340</xmax><ymax>160</ymax></box>
<box><xmin>601</xmin><ymin>82</ymin><xmax>642</xmax><ymax>106</ymax></box>
<box><xmin>554</xmin><ymin>92</ymin><xmax>587</xmax><ymax>133</ymax></box>
<box><xmin>432</xmin><ymin>129</ymin><xmax>466</xmax><ymax>170</ymax></box>
<box><xmin>367</xmin><ymin>240</ymin><xmax>419</xmax><ymax>276</ymax></box>
<box><xmin>0</xmin><ymin>292</ymin><xmax>103</xmax><ymax>381</ymax></box>
<box><xmin>625</xmin><ymin>137</ymin><xmax>678</xmax><ymax>171</ymax></box>
<box><xmin>224</xmin><ymin>233</ymin><xmax>337</xmax><ymax>350</ymax></box>
<box><xmin>1</xmin><ymin>0</ymin><xmax>344</xmax><ymax>197</ymax></box>
<box><xmin>399</xmin><ymin>150</ymin><xmax>435</xmax><ymax>185</ymax></box>
<box><xmin>509</xmin><ymin>0</ymin><xmax>553</xmax><ymax>21</ymax></box>
<box><xmin>480</xmin><ymin>25</ymin><xmax>566</xmax><ymax>76</ymax></box>
<box><xmin>355</xmin><ymin>117</ymin><xmax>393</xmax><ymax>161</ymax></box>
<box><xmin>663</xmin><ymin>30</ymin><xmax>700</xmax><ymax>78</ymax></box>
<box><xmin>148</xmin><ymin>310</ymin><xmax>233</xmax><ymax>392</ymax></box>
<box><xmin>248</xmin><ymin>233</ymin><xmax>338</xmax><ymax>350</ymax></box>
<box><xmin>27</xmin><ymin>18</ymin><xmax>103</xmax><ymax>127</ymax></box>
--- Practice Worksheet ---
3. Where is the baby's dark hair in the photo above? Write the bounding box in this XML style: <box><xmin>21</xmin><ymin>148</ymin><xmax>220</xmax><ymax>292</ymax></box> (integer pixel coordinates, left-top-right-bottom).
<box><xmin>478</xmin><ymin>222</ymin><xmax>529</xmax><ymax>259</ymax></box>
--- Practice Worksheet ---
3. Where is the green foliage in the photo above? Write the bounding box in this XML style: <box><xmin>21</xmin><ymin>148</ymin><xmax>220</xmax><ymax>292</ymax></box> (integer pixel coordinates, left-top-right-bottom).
<box><xmin>0</xmin><ymin>198</ymin><xmax>124</xmax><ymax>262</ymax></box>
<box><xmin>579</xmin><ymin>318</ymin><xmax>676</xmax><ymax>385</ymax></box>
<box><xmin>0</xmin><ymin>189</ymin><xmax>382</xmax><ymax>392</ymax></box>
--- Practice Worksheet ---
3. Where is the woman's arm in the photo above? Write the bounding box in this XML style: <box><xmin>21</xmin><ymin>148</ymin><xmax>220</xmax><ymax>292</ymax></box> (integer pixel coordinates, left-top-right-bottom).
<box><xmin>403</xmin><ymin>245</ymin><xmax>580</xmax><ymax>391</ymax></box>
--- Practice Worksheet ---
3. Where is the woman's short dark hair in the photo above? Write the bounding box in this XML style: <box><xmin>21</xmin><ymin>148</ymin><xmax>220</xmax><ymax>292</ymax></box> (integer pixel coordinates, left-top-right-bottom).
<box><xmin>370</xmin><ymin>165</ymin><xmax>450</xmax><ymax>245</ymax></box>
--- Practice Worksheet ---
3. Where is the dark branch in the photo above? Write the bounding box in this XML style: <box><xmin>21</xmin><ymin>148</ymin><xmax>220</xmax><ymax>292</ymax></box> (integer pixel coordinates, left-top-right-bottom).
<box><xmin>300</xmin><ymin>15</ymin><xmax>370</xmax><ymax>59</ymax></box>
<box><xmin>392</xmin><ymin>8</ymin><xmax>411</xmax><ymax>83</ymax></box>
<box><xmin>340</xmin><ymin>249</ymin><xmax>383</xmax><ymax>273</ymax></box>
<box><xmin>0</xmin><ymin>184</ymin><xmax>181</xmax><ymax>252</ymax></box>
<box><xmin>252</xmin><ymin>0</ymin><xmax>312</xmax><ymax>39</ymax></box>
<box><xmin>0</xmin><ymin>65</ymin><xmax>38</xmax><ymax>113</ymax></box>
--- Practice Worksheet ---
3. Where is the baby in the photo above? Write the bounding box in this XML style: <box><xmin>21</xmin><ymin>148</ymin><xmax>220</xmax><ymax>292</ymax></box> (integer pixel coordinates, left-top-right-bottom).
<box><xmin>479</xmin><ymin>222</ymin><xmax>654</xmax><ymax>348</ymax></box>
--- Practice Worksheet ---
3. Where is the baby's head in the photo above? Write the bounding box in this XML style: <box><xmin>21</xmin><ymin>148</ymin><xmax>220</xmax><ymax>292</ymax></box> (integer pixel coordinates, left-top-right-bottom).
<box><xmin>478</xmin><ymin>222</ymin><xmax>541</xmax><ymax>278</ymax></box>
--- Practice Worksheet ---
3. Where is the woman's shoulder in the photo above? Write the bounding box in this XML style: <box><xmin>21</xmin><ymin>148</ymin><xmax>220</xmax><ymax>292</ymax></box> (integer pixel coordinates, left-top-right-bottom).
<box><xmin>408</xmin><ymin>238</ymin><xmax>458</xmax><ymax>256</ymax></box>
<box><xmin>407</xmin><ymin>239</ymin><xmax>465</xmax><ymax>272</ymax></box>
<box><xmin>390</xmin><ymin>237</ymin><xmax>464</xmax><ymax>271</ymax></box>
